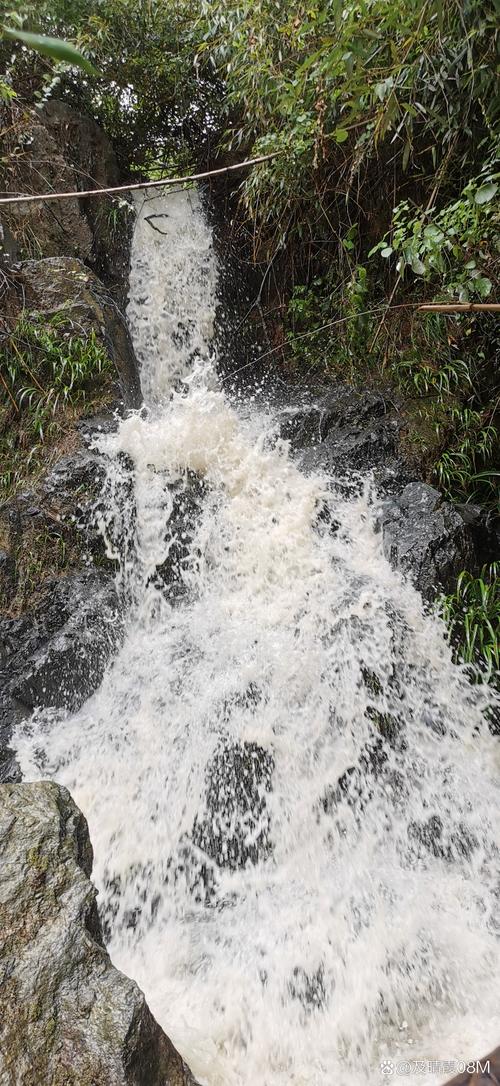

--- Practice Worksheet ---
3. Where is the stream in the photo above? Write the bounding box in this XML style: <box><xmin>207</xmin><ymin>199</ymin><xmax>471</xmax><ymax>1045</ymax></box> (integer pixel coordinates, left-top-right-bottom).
<box><xmin>15</xmin><ymin>187</ymin><xmax>500</xmax><ymax>1086</ymax></box>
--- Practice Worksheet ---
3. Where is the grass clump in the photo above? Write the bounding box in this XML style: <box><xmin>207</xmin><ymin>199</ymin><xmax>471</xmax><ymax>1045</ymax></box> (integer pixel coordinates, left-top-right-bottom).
<box><xmin>0</xmin><ymin>311</ymin><xmax>112</xmax><ymax>502</ymax></box>
<box><xmin>441</xmin><ymin>563</ymin><xmax>500</xmax><ymax>685</ymax></box>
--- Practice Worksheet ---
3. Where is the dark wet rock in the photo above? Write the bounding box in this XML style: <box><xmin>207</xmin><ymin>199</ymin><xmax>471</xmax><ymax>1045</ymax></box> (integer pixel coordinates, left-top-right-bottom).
<box><xmin>13</xmin><ymin>256</ymin><xmax>141</xmax><ymax>406</ymax></box>
<box><xmin>193</xmin><ymin>741</ymin><xmax>274</xmax><ymax>870</ymax></box>
<box><xmin>0</xmin><ymin>571</ymin><xmax>122</xmax><ymax>780</ymax></box>
<box><xmin>0</xmin><ymin>781</ymin><xmax>197</xmax><ymax>1086</ymax></box>
<box><xmin>153</xmin><ymin>473</ymin><xmax>209</xmax><ymax>600</ymax></box>
<box><xmin>288</xmin><ymin>964</ymin><xmax>328</xmax><ymax>1013</ymax></box>
<box><xmin>407</xmin><ymin>813</ymin><xmax>477</xmax><ymax>862</ymax></box>
<box><xmin>282</xmin><ymin>382</ymin><xmax>498</xmax><ymax>595</ymax></box>
<box><xmin>0</xmin><ymin>708</ymin><xmax>23</xmax><ymax>784</ymax></box>
<box><xmin>377</xmin><ymin>482</ymin><xmax>487</xmax><ymax>598</ymax></box>
<box><xmin>1</xmin><ymin>100</ymin><xmax>132</xmax><ymax>299</ymax></box>
<box><xmin>78</xmin><ymin>412</ymin><xmax>121</xmax><ymax>443</ymax></box>
<box><xmin>0</xmin><ymin>447</ymin><xmax>115</xmax><ymax>620</ymax></box>
<box><xmin>277</xmin><ymin>385</ymin><xmax>411</xmax><ymax>494</ymax></box>
<box><xmin>5</xmin><ymin>570</ymin><xmax>122</xmax><ymax>713</ymax></box>
<box><xmin>42</xmin><ymin>448</ymin><xmax>105</xmax><ymax>496</ymax></box>
<box><xmin>0</xmin><ymin>548</ymin><xmax>14</xmax><ymax>596</ymax></box>
<box><xmin>321</xmin><ymin>736</ymin><xmax>389</xmax><ymax>819</ymax></box>
<box><xmin>165</xmin><ymin>839</ymin><xmax>221</xmax><ymax>910</ymax></box>
<box><xmin>41</xmin><ymin>449</ymin><xmax>110</xmax><ymax>557</ymax></box>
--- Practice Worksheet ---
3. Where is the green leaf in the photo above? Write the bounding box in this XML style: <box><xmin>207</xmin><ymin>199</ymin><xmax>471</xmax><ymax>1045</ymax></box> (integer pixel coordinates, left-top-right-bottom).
<box><xmin>381</xmin><ymin>246</ymin><xmax>393</xmax><ymax>258</ymax></box>
<box><xmin>423</xmin><ymin>225</ymin><xmax>444</xmax><ymax>242</ymax></box>
<box><xmin>474</xmin><ymin>182</ymin><xmax>498</xmax><ymax>205</ymax></box>
<box><xmin>368</xmin><ymin>240</ymin><xmax>386</xmax><ymax>257</ymax></box>
<box><xmin>333</xmin><ymin>128</ymin><xmax>349</xmax><ymax>143</ymax></box>
<box><xmin>474</xmin><ymin>276</ymin><xmax>492</xmax><ymax>298</ymax></box>
<box><xmin>1</xmin><ymin>26</ymin><xmax>100</xmax><ymax>76</ymax></box>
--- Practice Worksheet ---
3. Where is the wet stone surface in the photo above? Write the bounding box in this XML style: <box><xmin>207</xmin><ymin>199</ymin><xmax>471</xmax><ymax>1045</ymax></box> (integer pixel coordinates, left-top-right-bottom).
<box><xmin>0</xmin><ymin>571</ymin><xmax>123</xmax><ymax>782</ymax></box>
<box><xmin>192</xmin><ymin>741</ymin><xmax>274</xmax><ymax>871</ymax></box>
<box><xmin>377</xmin><ymin>482</ymin><xmax>497</xmax><ymax>598</ymax></box>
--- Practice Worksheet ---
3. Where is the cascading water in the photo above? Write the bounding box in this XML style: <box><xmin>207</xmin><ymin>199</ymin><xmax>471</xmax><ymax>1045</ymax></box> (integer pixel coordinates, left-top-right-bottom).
<box><xmin>16</xmin><ymin>187</ymin><xmax>500</xmax><ymax>1086</ymax></box>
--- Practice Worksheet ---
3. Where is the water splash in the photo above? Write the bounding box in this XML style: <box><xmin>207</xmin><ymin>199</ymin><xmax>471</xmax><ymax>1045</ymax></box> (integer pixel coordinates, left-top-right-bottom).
<box><xmin>16</xmin><ymin>188</ymin><xmax>500</xmax><ymax>1086</ymax></box>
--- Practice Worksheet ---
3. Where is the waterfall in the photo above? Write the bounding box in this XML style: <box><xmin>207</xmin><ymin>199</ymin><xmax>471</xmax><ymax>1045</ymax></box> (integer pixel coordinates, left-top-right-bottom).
<box><xmin>15</xmin><ymin>187</ymin><xmax>500</xmax><ymax>1086</ymax></box>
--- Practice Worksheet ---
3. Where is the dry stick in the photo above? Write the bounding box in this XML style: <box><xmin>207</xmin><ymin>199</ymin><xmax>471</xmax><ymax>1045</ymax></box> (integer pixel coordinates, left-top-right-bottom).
<box><xmin>0</xmin><ymin>368</ymin><xmax>19</xmax><ymax>413</ymax></box>
<box><xmin>0</xmin><ymin>152</ymin><xmax>281</xmax><ymax>207</ymax></box>
<box><xmin>368</xmin><ymin>273</ymin><xmax>402</xmax><ymax>356</ymax></box>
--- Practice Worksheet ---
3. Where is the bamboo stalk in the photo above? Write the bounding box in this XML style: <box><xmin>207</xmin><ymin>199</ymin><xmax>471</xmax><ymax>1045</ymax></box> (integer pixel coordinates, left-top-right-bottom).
<box><xmin>418</xmin><ymin>303</ymin><xmax>500</xmax><ymax>312</ymax></box>
<box><xmin>0</xmin><ymin>152</ymin><xmax>280</xmax><ymax>208</ymax></box>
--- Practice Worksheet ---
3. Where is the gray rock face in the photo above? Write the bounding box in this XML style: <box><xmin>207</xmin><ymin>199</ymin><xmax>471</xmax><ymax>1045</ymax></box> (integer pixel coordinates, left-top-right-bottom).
<box><xmin>378</xmin><ymin>482</ymin><xmax>480</xmax><ymax>598</ymax></box>
<box><xmin>1</xmin><ymin>114</ymin><xmax>93</xmax><ymax>261</ymax></box>
<box><xmin>0</xmin><ymin>781</ymin><xmax>196</xmax><ymax>1086</ymax></box>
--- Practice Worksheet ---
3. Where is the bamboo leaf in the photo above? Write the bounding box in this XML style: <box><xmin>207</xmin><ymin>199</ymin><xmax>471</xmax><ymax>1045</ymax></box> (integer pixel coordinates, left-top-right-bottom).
<box><xmin>1</xmin><ymin>26</ymin><xmax>100</xmax><ymax>76</ymax></box>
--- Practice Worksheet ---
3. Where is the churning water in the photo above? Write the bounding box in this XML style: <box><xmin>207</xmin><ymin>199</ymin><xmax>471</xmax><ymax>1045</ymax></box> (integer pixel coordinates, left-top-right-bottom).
<box><xmin>16</xmin><ymin>188</ymin><xmax>500</xmax><ymax>1085</ymax></box>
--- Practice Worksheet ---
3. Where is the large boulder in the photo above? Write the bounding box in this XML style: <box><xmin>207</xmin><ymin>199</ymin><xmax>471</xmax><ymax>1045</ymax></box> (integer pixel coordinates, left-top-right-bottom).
<box><xmin>377</xmin><ymin>482</ymin><xmax>492</xmax><ymax>598</ymax></box>
<box><xmin>0</xmin><ymin>781</ymin><xmax>196</xmax><ymax>1085</ymax></box>
<box><xmin>1</xmin><ymin>111</ymin><xmax>93</xmax><ymax>262</ymax></box>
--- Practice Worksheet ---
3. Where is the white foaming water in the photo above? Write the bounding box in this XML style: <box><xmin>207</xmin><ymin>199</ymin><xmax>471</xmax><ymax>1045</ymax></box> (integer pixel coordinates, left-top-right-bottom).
<box><xmin>16</xmin><ymin>189</ymin><xmax>500</xmax><ymax>1086</ymax></box>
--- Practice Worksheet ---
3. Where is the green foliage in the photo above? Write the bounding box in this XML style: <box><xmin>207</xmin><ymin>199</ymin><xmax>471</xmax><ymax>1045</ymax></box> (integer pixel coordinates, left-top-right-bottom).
<box><xmin>441</xmin><ymin>564</ymin><xmax>500</xmax><ymax>682</ymax></box>
<box><xmin>0</xmin><ymin>0</ymin><xmax>217</xmax><ymax>175</ymax></box>
<box><xmin>395</xmin><ymin>355</ymin><xmax>472</xmax><ymax>398</ymax></box>
<box><xmin>285</xmin><ymin>266</ymin><xmax>373</xmax><ymax>378</ymax></box>
<box><xmin>371</xmin><ymin>159</ymin><xmax>500</xmax><ymax>301</ymax></box>
<box><xmin>0</xmin><ymin>76</ymin><xmax>16</xmax><ymax>99</ymax></box>
<box><xmin>198</xmin><ymin>0</ymin><xmax>498</xmax><ymax>252</ymax></box>
<box><xmin>0</xmin><ymin>313</ymin><xmax>111</xmax><ymax>499</ymax></box>
<box><xmin>2</xmin><ymin>311</ymin><xmax>110</xmax><ymax>436</ymax></box>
